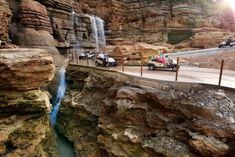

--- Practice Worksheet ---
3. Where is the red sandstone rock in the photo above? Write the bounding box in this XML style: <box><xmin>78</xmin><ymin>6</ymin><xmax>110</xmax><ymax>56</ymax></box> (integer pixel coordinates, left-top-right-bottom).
<box><xmin>0</xmin><ymin>0</ymin><xmax>12</xmax><ymax>42</ymax></box>
<box><xmin>107</xmin><ymin>42</ymin><xmax>169</xmax><ymax>65</ymax></box>
<box><xmin>19</xmin><ymin>0</ymin><xmax>52</xmax><ymax>33</ymax></box>
<box><xmin>0</xmin><ymin>48</ymin><xmax>55</xmax><ymax>90</ymax></box>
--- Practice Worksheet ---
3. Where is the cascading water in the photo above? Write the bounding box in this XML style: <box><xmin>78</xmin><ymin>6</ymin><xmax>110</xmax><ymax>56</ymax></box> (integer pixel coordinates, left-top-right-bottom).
<box><xmin>50</xmin><ymin>68</ymin><xmax>76</xmax><ymax>157</ymax></box>
<box><xmin>50</xmin><ymin>68</ymin><xmax>66</xmax><ymax>126</ymax></box>
<box><xmin>96</xmin><ymin>17</ymin><xmax>106</xmax><ymax>47</ymax></box>
<box><xmin>89</xmin><ymin>16</ymin><xmax>99</xmax><ymax>52</ymax></box>
<box><xmin>88</xmin><ymin>15</ymin><xmax>106</xmax><ymax>52</ymax></box>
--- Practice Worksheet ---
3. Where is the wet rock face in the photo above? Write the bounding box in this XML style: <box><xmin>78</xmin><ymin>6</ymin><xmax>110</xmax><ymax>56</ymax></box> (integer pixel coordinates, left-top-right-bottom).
<box><xmin>57</xmin><ymin>65</ymin><xmax>235</xmax><ymax>157</ymax></box>
<box><xmin>0</xmin><ymin>48</ymin><xmax>55</xmax><ymax>91</ymax></box>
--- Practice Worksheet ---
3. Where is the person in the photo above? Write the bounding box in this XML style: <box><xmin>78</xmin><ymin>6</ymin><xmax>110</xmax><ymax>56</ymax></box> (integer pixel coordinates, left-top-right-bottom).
<box><xmin>226</xmin><ymin>37</ymin><xmax>233</xmax><ymax>46</ymax></box>
<box><xmin>98</xmin><ymin>51</ymin><xmax>105</xmax><ymax>59</ymax></box>
<box><xmin>165</xmin><ymin>55</ymin><xmax>172</xmax><ymax>64</ymax></box>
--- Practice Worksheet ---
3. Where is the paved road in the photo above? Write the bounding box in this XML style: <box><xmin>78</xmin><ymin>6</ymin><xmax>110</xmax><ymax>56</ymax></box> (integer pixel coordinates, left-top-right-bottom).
<box><xmin>73</xmin><ymin>60</ymin><xmax>235</xmax><ymax>89</ymax></box>
<box><xmin>166</xmin><ymin>47</ymin><xmax>235</xmax><ymax>58</ymax></box>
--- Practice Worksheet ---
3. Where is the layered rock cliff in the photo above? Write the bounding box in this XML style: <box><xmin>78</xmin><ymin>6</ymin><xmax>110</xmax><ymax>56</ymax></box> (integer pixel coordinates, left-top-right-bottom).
<box><xmin>78</xmin><ymin>0</ymin><xmax>235</xmax><ymax>48</ymax></box>
<box><xmin>2</xmin><ymin>0</ymin><xmax>235</xmax><ymax>54</ymax></box>
<box><xmin>57</xmin><ymin>65</ymin><xmax>235</xmax><ymax>157</ymax></box>
<box><xmin>0</xmin><ymin>0</ymin><xmax>12</xmax><ymax>42</ymax></box>
<box><xmin>0</xmin><ymin>48</ymin><xmax>58</xmax><ymax>157</ymax></box>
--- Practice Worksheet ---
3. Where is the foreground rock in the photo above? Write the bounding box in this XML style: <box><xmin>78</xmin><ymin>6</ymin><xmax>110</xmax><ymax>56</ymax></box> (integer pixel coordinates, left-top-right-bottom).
<box><xmin>57</xmin><ymin>65</ymin><xmax>235</xmax><ymax>157</ymax></box>
<box><xmin>0</xmin><ymin>90</ymin><xmax>58</xmax><ymax>157</ymax></box>
<box><xmin>0</xmin><ymin>48</ymin><xmax>55</xmax><ymax>91</ymax></box>
<box><xmin>0</xmin><ymin>48</ymin><xmax>58</xmax><ymax>156</ymax></box>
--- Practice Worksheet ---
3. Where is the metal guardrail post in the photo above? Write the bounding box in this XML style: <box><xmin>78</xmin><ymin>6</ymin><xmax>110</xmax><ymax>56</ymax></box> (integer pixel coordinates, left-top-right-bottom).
<box><xmin>175</xmin><ymin>57</ymin><xmax>179</xmax><ymax>81</ymax></box>
<box><xmin>86</xmin><ymin>57</ymin><xmax>89</xmax><ymax>66</ymax></box>
<box><xmin>218</xmin><ymin>59</ymin><xmax>224</xmax><ymax>86</ymax></box>
<box><xmin>71</xmin><ymin>52</ymin><xmax>74</xmax><ymax>63</ymax></box>
<box><xmin>76</xmin><ymin>53</ymin><xmax>78</xmax><ymax>64</ymax></box>
<box><xmin>122</xmin><ymin>55</ymin><xmax>124</xmax><ymax>72</ymax></box>
<box><xmin>107</xmin><ymin>55</ymin><xmax>109</xmax><ymax>69</ymax></box>
<box><xmin>141</xmin><ymin>53</ymin><xmax>143</xmax><ymax>77</ymax></box>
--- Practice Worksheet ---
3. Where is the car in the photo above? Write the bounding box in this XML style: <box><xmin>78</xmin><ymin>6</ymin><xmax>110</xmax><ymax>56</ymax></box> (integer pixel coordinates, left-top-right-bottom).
<box><xmin>95</xmin><ymin>53</ymin><xmax>117</xmax><ymax>67</ymax></box>
<box><xmin>147</xmin><ymin>56</ymin><xmax>179</xmax><ymax>72</ymax></box>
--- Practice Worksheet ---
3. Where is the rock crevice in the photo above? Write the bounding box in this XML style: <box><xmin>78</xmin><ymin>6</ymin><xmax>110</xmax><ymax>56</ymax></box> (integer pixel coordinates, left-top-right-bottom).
<box><xmin>57</xmin><ymin>65</ymin><xmax>235</xmax><ymax>157</ymax></box>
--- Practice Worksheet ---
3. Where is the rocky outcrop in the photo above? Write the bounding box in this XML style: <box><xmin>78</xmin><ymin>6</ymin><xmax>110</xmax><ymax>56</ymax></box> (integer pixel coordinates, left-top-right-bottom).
<box><xmin>9</xmin><ymin>0</ymin><xmax>64</xmax><ymax>68</ymax></box>
<box><xmin>0</xmin><ymin>90</ymin><xmax>58</xmax><ymax>157</ymax></box>
<box><xmin>19</xmin><ymin>0</ymin><xmax>52</xmax><ymax>33</ymax></box>
<box><xmin>107</xmin><ymin>42</ymin><xmax>169</xmax><ymax>65</ymax></box>
<box><xmin>0</xmin><ymin>0</ymin><xmax>12</xmax><ymax>42</ymax></box>
<box><xmin>0</xmin><ymin>48</ymin><xmax>58</xmax><ymax>157</ymax></box>
<box><xmin>0</xmin><ymin>48</ymin><xmax>55</xmax><ymax>91</ymax></box>
<box><xmin>57</xmin><ymin>65</ymin><xmax>235</xmax><ymax>157</ymax></box>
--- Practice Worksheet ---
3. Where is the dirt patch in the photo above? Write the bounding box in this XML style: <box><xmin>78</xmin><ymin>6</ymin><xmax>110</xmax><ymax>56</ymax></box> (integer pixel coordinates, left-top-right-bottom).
<box><xmin>181</xmin><ymin>51</ymin><xmax>235</xmax><ymax>71</ymax></box>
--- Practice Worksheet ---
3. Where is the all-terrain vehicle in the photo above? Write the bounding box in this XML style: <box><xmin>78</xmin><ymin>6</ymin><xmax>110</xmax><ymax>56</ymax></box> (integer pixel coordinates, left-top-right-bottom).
<box><xmin>218</xmin><ymin>38</ymin><xmax>235</xmax><ymax>48</ymax></box>
<box><xmin>95</xmin><ymin>53</ymin><xmax>117</xmax><ymax>67</ymax></box>
<box><xmin>79</xmin><ymin>51</ymin><xmax>95</xmax><ymax>60</ymax></box>
<box><xmin>147</xmin><ymin>56</ymin><xmax>179</xmax><ymax>72</ymax></box>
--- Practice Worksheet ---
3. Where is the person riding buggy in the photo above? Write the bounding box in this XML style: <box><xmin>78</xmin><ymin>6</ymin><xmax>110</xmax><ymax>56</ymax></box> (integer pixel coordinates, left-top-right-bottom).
<box><xmin>218</xmin><ymin>37</ymin><xmax>235</xmax><ymax>48</ymax></box>
<box><xmin>95</xmin><ymin>51</ymin><xmax>117</xmax><ymax>67</ymax></box>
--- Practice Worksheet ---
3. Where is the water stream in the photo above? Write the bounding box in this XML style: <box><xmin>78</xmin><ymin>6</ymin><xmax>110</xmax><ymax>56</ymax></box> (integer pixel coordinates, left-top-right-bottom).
<box><xmin>88</xmin><ymin>15</ymin><xmax>106</xmax><ymax>52</ymax></box>
<box><xmin>50</xmin><ymin>68</ymin><xmax>76</xmax><ymax>157</ymax></box>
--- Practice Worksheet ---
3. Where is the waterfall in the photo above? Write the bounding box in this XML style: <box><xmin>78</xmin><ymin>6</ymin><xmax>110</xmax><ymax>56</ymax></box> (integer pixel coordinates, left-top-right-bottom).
<box><xmin>88</xmin><ymin>15</ymin><xmax>106</xmax><ymax>52</ymax></box>
<box><xmin>70</xmin><ymin>10</ymin><xmax>76</xmax><ymax>22</ymax></box>
<box><xmin>50</xmin><ymin>68</ymin><xmax>66</xmax><ymax>126</ymax></box>
<box><xmin>96</xmin><ymin>17</ymin><xmax>106</xmax><ymax>47</ymax></box>
<box><xmin>50</xmin><ymin>68</ymin><xmax>76</xmax><ymax>157</ymax></box>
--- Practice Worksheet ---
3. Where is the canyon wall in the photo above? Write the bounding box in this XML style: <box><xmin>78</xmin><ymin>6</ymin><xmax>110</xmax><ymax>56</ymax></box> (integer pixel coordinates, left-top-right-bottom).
<box><xmin>0</xmin><ymin>49</ymin><xmax>58</xmax><ymax>157</ymax></box>
<box><xmin>2</xmin><ymin>0</ymin><xmax>235</xmax><ymax>54</ymax></box>
<box><xmin>57</xmin><ymin>65</ymin><xmax>235</xmax><ymax>157</ymax></box>
<box><xmin>78</xmin><ymin>0</ymin><xmax>235</xmax><ymax>49</ymax></box>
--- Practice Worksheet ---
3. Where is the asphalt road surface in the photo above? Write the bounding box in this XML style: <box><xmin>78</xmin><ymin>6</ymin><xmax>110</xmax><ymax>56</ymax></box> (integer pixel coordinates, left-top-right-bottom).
<box><xmin>73</xmin><ymin>60</ymin><xmax>235</xmax><ymax>89</ymax></box>
<box><xmin>166</xmin><ymin>46</ymin><xmax>235</xmax><ymax>58</ymax></box>
<box><xmin>70</xmin><ymin>47</ymin><xmax>235</xmax><ymax>88</ymax></box>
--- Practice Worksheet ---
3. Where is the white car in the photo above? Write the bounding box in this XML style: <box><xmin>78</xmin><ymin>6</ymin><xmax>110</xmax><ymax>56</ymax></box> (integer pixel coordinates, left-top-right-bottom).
<box><xmin>147</xmin><ymin>56</ymin><xmax>179</xmax><ymax>72</ymax></box>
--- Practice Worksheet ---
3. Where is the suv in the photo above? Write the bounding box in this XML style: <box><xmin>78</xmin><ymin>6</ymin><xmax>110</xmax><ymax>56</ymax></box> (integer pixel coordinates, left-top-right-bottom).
<box><xmin>147</xmin><ymin>56</ymin><xmax>179</xmax><ymax>72</ymax></box>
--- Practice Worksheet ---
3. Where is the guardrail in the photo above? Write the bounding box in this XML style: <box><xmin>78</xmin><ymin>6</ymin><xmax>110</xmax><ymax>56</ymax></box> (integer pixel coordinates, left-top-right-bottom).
<box><xmin>67</xmin><ymin>53</ymin><xmax>228</xmax><ymax>87</ymax></box>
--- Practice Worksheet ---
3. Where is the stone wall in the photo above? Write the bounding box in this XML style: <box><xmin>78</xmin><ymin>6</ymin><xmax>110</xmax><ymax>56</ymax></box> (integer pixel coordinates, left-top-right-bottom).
<box><xmin>57</xmin><ymin>65</ymin><xmax>235</xmax><ymax>157</ymax></box>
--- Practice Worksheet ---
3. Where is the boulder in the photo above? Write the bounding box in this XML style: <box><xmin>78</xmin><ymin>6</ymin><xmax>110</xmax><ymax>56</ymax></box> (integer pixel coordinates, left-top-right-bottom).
<box><xmin>107</xmin><ymin>42</ymin><xmax>169</xmax><ymax>65</ymax></box>
<box><xmin>189</xmin><ymin>134</ymin><xmax>229</xmax><ymax>157</ymax></box>
<box><xmin>0</xmin><ymin>48</ymin><xmax>55</xmax><ymax>91</ymax></box>
<box><xmin>0</xmin><ymin>89</ymin><xmax>58</xmax><ymax>157</ymax></box>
